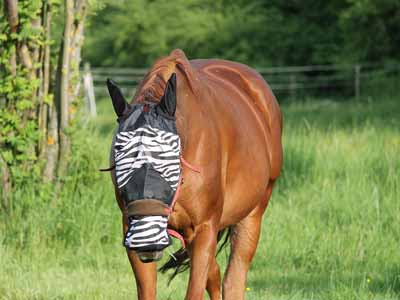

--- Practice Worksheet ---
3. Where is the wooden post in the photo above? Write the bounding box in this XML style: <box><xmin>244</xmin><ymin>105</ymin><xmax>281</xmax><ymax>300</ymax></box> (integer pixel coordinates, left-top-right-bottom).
<box><xmin>289</xmin><ymin>73</ymin><xmax>296</xmax><ymax>99</ymax></box>
<box><xmin>355</xmin><ymin>64</ymin><xmax>361</xmax><ymax>100</ymax></box>
<box><xmin>83</xmin><ymin>63</ymin><xmax>96</xmax><ymax>117</ymax></box>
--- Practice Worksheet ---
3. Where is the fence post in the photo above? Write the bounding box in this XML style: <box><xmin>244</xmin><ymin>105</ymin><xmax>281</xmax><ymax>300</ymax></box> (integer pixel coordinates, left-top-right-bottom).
<box><xmin>289</xmin><ymin>73</ymin><xmax>297</xmax><ymax>99</ymax></box>
<box><xmin>354</xmin><ymin>64</ymin><xmax>361</xmax><ymax>100</ymax></box>
<box><xmin>83</xmin><ymin>62</ymin><xmax>96</xmax><ymax>117</ymax></box>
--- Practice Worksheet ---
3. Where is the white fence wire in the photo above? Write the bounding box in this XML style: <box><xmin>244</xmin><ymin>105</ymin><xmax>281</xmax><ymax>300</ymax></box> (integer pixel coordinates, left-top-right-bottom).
<box><xmin>84</xmin><ymin>63</ymin><xmax>400</xmax><ymax>102</ymax></box>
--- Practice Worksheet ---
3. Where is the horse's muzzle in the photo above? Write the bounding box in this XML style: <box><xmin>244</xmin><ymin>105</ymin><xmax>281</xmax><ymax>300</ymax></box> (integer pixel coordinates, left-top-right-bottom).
<box><xmin>137</xmin><ymin>250</ymin><xmax>163</xmax><ymax>263</ymax></box>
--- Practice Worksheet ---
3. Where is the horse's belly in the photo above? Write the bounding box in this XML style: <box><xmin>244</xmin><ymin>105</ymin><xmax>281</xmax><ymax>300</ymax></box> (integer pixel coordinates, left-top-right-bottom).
<box><xmin>219</xmin><ymin>151</ymin><xmax>271</xmax><ymax>228</ymax></box>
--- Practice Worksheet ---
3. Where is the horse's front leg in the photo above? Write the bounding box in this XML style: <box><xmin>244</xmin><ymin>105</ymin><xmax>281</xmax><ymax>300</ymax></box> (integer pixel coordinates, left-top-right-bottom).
<box><xmin>123</xmin><ymin>215</ymin><xmax>157</xmax><ymax>300</ymax></box>
<box><xmin>206</xmin><ymin>255</ymin><xmax>222</xmax><ymax>300</ymax></box>
<box><xmin>186</xmin><ymin>222</ymin><xmax>218</xmax><ymax>300</ymax></box>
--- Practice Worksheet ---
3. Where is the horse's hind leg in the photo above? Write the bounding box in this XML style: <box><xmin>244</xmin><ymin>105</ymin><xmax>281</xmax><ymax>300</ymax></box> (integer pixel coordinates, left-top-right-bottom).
<box><xmin>222</xmin><ymin>182</ymin><xmax>274</xmax><ymax>300</ymax></box>
<box><xmin>222</xmin><ymin>213</ymin><xmax>262</xmax><ymax>300</ymax></box>
<box><xmin>206</xmin><ymin>256</ymin><xmax>222</xmax><ymax>300</ymax></box>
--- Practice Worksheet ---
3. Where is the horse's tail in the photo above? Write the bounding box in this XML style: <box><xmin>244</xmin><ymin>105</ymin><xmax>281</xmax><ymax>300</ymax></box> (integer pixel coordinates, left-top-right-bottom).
<box><xmin>159</xmin><ymin>227</ymin><xmax>231</xmax><ymax>283</ymax></box>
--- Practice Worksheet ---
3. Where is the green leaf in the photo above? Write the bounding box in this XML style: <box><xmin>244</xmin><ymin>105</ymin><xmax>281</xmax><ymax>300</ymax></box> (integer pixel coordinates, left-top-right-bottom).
<box><xmin>16</xmin><ymin>100</ymin><xmax>34</xmax><ymax>110</ymax></box>
<box><xmin>2</xmin><ymin>151</ymin><xmax>13</xmax><ymax>164</ymax></box>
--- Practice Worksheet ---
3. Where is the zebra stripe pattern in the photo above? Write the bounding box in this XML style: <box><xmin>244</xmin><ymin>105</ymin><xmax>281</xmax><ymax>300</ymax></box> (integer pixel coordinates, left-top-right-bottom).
<box><xmin>114</xmin><ymin>125</ymin><xmax>181</xmax><ymax>189</ymax></box>
<box><xmin>124</xmin><ymin>215</ymin><xmax>170</xmax><ymax>250</ymax></box>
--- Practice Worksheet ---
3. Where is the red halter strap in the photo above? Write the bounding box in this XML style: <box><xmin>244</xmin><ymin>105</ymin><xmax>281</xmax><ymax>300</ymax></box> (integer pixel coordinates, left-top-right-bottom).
<box><xmin>180</xmin><ymin>156</ymin><xmax>201</xmax><ymax>173</ymax></box>
<box><xmin>166</xmin><ymin>156</ymin><xmax>200</xmax><ymax>249</ymax></box>
<box><xmin>167</xmin><ymin>228</ymin><xmax>186</xmax><ymax>249</ymax></box>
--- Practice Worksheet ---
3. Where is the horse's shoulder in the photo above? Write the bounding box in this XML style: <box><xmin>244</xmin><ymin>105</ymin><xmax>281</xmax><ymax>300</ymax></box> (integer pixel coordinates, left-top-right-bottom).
<box><xmin>190</xmin><ymin>59</ymin><xmax>283</xmax><ymax>179</ymax></box>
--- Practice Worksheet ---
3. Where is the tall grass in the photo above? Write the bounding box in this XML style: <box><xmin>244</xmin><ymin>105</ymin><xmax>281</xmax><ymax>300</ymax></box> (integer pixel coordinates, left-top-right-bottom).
<box><xmin>0</xmin><ymin>96</ymin><xmax>399</xmax><ymax>299</ymax></box>
<box><xmin>249</xmin><ymin>98</ymin><xmax>400</xmax><ymax>300</ymax></box>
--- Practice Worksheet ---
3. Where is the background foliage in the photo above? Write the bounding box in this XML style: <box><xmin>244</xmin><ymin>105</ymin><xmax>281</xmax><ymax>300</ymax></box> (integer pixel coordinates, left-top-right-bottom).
<box><xmin>0</xmin><ymin>0</ymin><xmax>47</xmax><ymax>189</ymax></box>
<box><xmin>83</xmin><ymin>0</ymin><xmax>400</xmax><ymax>67</ymax></box>
<box><xmin>1</xmin><ymin>0</ymin><xmax>90</xmax><ymax>212</ymax></box>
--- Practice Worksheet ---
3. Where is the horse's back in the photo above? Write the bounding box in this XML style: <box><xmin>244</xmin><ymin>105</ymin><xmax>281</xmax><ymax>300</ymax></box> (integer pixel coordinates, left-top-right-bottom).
<box><xmin>190</xmin><ymin>59</ymin><xmax>283</xmax><ymax>180</ymax></box>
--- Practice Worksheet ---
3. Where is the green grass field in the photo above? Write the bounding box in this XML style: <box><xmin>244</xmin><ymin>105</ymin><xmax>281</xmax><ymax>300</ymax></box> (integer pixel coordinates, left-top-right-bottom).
<box><xmin>1</xmin><ymin>96</ymin><xmax>399</xmax><ymax>300</ymax></box>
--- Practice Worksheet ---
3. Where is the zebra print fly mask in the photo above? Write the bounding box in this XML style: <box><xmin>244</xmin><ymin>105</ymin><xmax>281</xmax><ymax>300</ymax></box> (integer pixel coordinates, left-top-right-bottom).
<box><xmin>107</xmin><ymin>73</ymin><xmax>180</xmax><ymax>255</ymax></box>
<box><xmin>113</xmin><ymin>103</ymin><xmax>181</xmax><ymax>252</ymax></box>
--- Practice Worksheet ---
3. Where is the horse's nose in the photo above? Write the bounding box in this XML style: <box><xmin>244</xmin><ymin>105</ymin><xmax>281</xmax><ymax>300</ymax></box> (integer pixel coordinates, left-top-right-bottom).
<box><xmin>137</xmin><ymin>250</ymin><xmax>163</xmax><ymax>263</ymax></box>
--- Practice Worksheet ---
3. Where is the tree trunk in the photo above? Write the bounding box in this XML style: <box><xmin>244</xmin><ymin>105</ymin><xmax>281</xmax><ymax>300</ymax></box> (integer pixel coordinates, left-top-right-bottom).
<box><xmin>0</xmin><ymin>155</ymin><xmax>11</xmax><ymax>211</ymax></box>
<box><xmin>69</xmin><ymin>0</ymin><xmax>87</xmax><ymax>109</ymax></box>
<box><xmin>39</xmin><ymin>2</ymin><xmax>52</xmax><ymax>157</ymax></box>
<box><xmin>2</xmin><ymin>0</ymin><xmax>90</xmax><ymax>195</ymax></box>
<box><xmin>57</xmin><ymin>0</ymin><xmax>74</xmax><ymax>178</ymax></box>
<box><xmin>43</xmin><ymin>104</ymin><xmax>60</xmax><ymax>182</ymax></box>
<box><xmin>2</xmin><ymin>0</ymin><xmax>19</xmax><ymax>205</ymax></box>
<box><xmin>5</xmin><ymin>0</ymin><xmax>18</xmax><ymax>76</ymax></box>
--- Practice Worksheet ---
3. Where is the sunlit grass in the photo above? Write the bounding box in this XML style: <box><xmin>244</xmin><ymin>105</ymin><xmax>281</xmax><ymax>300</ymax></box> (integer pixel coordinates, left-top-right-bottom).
<box><xmin>0</xmin><ymin>96</ymin><xmax>399</xmax><ymax>299</ymax></box>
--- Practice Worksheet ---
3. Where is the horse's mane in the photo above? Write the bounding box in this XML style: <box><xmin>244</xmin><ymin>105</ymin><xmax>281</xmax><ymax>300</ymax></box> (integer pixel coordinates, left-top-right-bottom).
<box><xmin>132</xmin><ymin>49</ymin><xmax>198</xmax><ymax>104</ymax></box>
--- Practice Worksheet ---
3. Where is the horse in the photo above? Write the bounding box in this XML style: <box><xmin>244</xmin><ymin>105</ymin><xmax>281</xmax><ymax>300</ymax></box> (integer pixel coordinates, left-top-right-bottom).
<box><xmin>106</xmin><ymin>49</ymin><xmax>283</xmax><ymax>300</ymax></box>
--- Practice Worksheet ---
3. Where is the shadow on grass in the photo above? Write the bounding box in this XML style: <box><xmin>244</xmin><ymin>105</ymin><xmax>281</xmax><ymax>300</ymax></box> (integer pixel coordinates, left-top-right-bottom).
<box><xmin>369</xmin><ymin>265</ymin><xmax>400</xmax><ymax>296</ymax></box>
<box><xmin>250</xmin><ymin>267</ymin><xmax>400</xmax><ymax>297</ymax></box>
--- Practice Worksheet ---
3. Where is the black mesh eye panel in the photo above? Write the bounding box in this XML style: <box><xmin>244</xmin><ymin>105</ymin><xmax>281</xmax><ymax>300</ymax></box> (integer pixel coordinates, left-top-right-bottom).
<box><xmin>121</xmin><ymin>164</ymin><xmax>175</xmax><ymax>206</ymax></box>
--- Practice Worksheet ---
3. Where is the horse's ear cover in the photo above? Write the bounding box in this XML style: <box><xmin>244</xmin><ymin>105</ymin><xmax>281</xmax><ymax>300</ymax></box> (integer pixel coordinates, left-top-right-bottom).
<box><xmin>106</xmin><ymin>78</ymin><xmax>129</xmax><ymax>117</ymax></box>
<box><xmin>157</xmin><ymin>73</ymin><xmax>177</xmax><ymax>117</ymax></box>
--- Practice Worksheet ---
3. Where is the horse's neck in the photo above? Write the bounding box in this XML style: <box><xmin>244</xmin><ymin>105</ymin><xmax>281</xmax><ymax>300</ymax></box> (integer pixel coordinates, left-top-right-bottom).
<box><xmin>175</xmin><ymin>83</ymin><xmax>215</xmax><ymax>162</ymax></box>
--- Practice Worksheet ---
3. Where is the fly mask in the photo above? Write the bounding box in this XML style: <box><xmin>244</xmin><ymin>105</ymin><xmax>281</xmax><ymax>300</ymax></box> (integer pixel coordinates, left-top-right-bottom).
<box><xmin>107</xmin><ymin>74</ymin><xmax>181</xmax><ymax>257</ymax></box>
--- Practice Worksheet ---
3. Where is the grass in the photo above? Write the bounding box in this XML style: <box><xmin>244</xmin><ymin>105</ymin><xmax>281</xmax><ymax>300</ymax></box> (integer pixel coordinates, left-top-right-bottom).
<box><xmin>0</xmin><ymin>95</ymin><xmax>399</xmax><ymax>299</ymax></box>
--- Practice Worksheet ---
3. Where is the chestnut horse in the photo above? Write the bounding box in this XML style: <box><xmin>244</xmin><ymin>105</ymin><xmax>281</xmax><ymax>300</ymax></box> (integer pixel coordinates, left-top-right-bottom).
<box><xmin>108</xmin><ymin>49</ymin><xmax>282</xmax><ymax>300</ymax></box>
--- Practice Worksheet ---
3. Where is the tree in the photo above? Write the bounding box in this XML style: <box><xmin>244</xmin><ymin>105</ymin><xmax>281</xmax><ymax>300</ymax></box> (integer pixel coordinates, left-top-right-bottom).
<box><xmin>338</xmin><ymin>0</ymin><xmax>400</xmax><ymax>63</ymax></box>
<box><xmin>0</xmin><ymin>0</ymin><xmax>89</xmax><ymax>210</ymax></box>
<box><xmin>83</xmin><ymin>0</ymin><xmax>400</xmax><ymax>68</ymax></box>
<box><xmin>82</xmin><ymin>0</ymin><xmax>271</xmax><ymax>67</ymax></box>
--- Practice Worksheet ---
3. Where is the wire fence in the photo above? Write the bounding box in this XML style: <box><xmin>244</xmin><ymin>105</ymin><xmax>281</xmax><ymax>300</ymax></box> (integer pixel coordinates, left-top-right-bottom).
<box><xmin>83</xmin><ymin>62</ymin><xmax>400</xmax><ymax>105</ymax></box>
